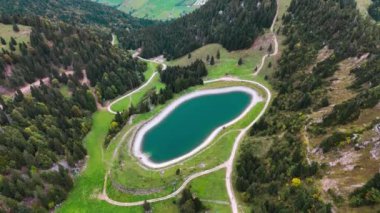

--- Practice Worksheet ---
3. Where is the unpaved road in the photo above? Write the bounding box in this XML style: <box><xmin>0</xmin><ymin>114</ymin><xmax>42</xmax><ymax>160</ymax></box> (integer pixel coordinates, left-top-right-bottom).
<box><xmin>100</xmin><ymin>76</ymin><xmax>272</xmax><ymax>212</ymax></box>
<box><xmin>107</xmin><ymin>55</ymin><xmax>167</xmax><ymax>114</ymax></box>
<box><xmin>254</xmin><ymin>0</ymin><xmax>279</xmax><ymax>76</ymax></box>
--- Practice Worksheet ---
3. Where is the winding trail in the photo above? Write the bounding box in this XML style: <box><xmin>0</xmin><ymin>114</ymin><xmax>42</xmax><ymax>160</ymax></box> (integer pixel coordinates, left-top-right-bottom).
<box><xmin>100</xmin><ymin>77</ymin><xmax>272</xmax><ymax>210</ymax></box>
<box><xmin>1</xmin><ymin>70</ymin><xmax>76</xmax><ymax>96</ymax></box>
<box><xmin>253</xmin><ymin>0</ymin><xmax>279</xmax><ymax>76</ymax></box>
<box><xmin>107</xmin><ymin>56</ymin><xmax>167</xmax><ymax>114</ymax></box>
<box><xmin>205</xmin><ymin>78</ymin><xmax>272</xmax><ymax>213</ymax></box>
<box><xmin>101</xmin><ymin>1</ymin><xmax>279</xmax><ymax>211</ymax></box>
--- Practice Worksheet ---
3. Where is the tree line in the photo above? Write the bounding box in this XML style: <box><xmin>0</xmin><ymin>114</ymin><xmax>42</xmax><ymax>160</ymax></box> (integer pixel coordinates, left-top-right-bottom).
<box><xmin>0</xmin><ymin>0</ymin><xmax>154</xmax><ymax>34</ymax></box>
<box><xmin>104</xmin><ymin>60</ymin><xmax>207</xmax><ymax>147</ymax></box>
<box><xmin>123</xmin><ymin>0</ymin><xmax>277</xmax><ymax>59</ymax></box>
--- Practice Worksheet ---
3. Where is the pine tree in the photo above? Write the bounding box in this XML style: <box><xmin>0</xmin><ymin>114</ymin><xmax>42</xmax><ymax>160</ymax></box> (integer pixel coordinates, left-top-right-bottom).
<box><xmin>268</xmin><ymin>43</ymin><xmax>273</xmax><ymax>53</ymax></box>
<box><xmin>9</xmin><ymin>43</ymin><xmax>16</xmax><ymax>51</ymax></box>
<box><xmin>0</xmin><ymin>37</ymin><xmax>6</xmax><ymax>45</ymax></box>
<box><xmin>210</xmin><ymin>56</ymin><xmax>215</xmax><ymax>65</ymax></box>
<box><xmin>10</xmin><ymin>37</ymin><xmax>17</xmax><ymax>45</ymax></box>
<box><xmin>13</xmin><ymin>23</ymin><xmax>20</xmax><ymax>32</ymax></box>
<box><xmin>143</xmin><ymin>200</ymin><xmax>151</xmax><ymax>212</ymax></box>
<box><xmin>216</xmin><ymin>50</ymin><xmax>220</xmax><ymax>59</ymax></box>
<box><xmin>238</xmin><ymin>58</ymin><xmax>243</xmax><ymax>66</ymax></box>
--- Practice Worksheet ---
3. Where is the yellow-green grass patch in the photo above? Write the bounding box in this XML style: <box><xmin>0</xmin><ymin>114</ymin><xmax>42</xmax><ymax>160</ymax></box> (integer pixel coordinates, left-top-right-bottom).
<box><xmin>190</xmin><ymin>169</ymin><xmax>229</xmax><ymax>201</ymax></box>
<box><xmin>356</xmin><ymin>0</ymin><xmax>373</xmax><ymax>18</ymax></box>
<box><xmin>116</xmin><ymin>0</ymin><xmax>197</xmax><ymax>20</ymax></box>
<box><xmin>0</xmin><ymin>23</ymin><xmax>31</xmax><ymax>53</ymax></box>
<box><xmin>168</xmin><ymin>44</ymin><xmax>265</xmax><ymax>81</ymax></box>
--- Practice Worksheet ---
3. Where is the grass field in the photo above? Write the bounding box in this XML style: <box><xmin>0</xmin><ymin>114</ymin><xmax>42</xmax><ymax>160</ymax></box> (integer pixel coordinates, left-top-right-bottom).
<box><xmin>0</xmin><ymin>23</ymin><xmax>31</xmax><ymax>53</ymax></box>
<box><xmin>168</xmin><ymin>44</ymin><xmax>266</xmax><ymax>80</ymax></box>
<box><xmin>94</xmin><ymin>0</ymin><xmax>199</xmax><ymax>20</ymax></box>
<box><xmin>190</xmin><ymin>169</ymin><xmax>229</xmax><ymax>201</ymax></box>
<box><xmin>57</xmin><ymin>111</ymin><xmax>180</xmax><ymax>212</ymax></box>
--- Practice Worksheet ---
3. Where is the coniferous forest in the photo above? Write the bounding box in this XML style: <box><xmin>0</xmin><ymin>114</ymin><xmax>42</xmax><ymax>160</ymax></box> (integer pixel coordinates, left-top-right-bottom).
<box><xmin>0</xmin><ymin>15</ymin><xmax>147</xmax><ymax>101</ymax></box>
<box><xmin>0</xmin><ymin>0</ymin><xmax>379</xmax><ymax>212</ymax></box>
<box><xmin>124</xmin><ymin>0</ymin><xmax>277</xmax><ymax>59</ymax></box>
<box><xmin>236</xmin><ymin>0</ymin><xmax>380</xmax><ymax>211</ymax></box>
<box><xmin>0</xmin><ymin>83</ymin><xmax>95</xmax><ymax>211</ymax></box>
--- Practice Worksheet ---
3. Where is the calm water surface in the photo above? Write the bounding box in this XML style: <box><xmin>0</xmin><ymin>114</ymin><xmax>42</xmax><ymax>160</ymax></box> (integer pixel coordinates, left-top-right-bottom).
<box><xmin>142</xmin><ymin>91</ymin><xmax>252</xmax><ymax>163</ymax></box>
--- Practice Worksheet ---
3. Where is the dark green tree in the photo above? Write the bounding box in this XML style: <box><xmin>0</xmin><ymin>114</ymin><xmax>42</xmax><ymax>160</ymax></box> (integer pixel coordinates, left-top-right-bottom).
<box><xmin>210</xmin><ymin>56</ymin><xmax>215</xmax><ymax>65</ymax></box>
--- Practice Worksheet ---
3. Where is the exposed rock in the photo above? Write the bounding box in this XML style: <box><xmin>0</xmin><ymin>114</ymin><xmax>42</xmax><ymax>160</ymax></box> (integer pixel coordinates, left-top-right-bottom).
<box><xmin>370</xmin><ymin>141</ymin><xmax>380</xmax><ymax>160</ymax></box>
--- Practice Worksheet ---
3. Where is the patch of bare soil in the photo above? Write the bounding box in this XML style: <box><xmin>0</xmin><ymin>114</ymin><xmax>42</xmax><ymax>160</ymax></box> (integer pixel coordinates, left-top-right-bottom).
<box><xmin>251</xmin><ymin>33</ymin><xmax>275</xmax><ymax>52</ymax></box>
<box><xmin>4</xmin><ymin>64</ymin><xmax>12</xmax><ymax>77</ymax></box>
<box><xmin>327</xmin><ymin>53</ymin><xmax>369</xmax><ymax>105</ymax></box>
<box><xmin>309</xmin><ymin>53</ymin><xmax>369</xmax><ymax>123</ymax></box>
<box><xmin>305</xmin><ymin>46</ymin><xmax>334</xmax><ymax>74</ymax></box>
<box><xmin>319</xmin><ymin>129</ymin><xmax>380</xmax><ymax>197</ymax></box>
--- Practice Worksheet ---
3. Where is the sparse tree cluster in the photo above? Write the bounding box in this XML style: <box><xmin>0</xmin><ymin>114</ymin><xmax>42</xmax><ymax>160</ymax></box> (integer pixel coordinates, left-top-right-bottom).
<box><xmin>178</xmin><ymin>188</ymin><xmax>206</xmax><ymax>212</ymax></box>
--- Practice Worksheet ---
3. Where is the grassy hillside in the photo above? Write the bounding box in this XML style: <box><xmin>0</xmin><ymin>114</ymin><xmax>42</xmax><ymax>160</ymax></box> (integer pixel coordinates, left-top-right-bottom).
<box><xmin>0</xmin><ymin>0</ymin><xmax>154</xmax><ymax>34</ymax></box>
<box><xmin>126</xmin><ymin>0</ymin><xmax>277</xmax><ymax>59</ymax></box>
<box><xmin>0</xmin><ymin>23</ymin><xmax>31</xmax><ymax>53</ymax></box>
<box><xmin>168</xmin><ymin>43</ymin><xmax>267</xmax><ymax>80</ymax></box>
<box><xmin>94</xmin><ymin>0</ymin><xmax>199</xmax><ymax>20</ymax></box>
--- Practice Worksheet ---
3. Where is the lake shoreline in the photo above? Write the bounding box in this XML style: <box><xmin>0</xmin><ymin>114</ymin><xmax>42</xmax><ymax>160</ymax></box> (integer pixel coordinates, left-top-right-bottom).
<box><xmin>131</xmin><ymin>86</ymin><xmax>263</xmax><ymax>169</ymax></box>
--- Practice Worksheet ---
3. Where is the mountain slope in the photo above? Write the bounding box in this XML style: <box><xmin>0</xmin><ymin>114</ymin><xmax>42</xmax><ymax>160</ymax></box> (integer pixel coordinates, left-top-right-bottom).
<box><xmin>236</xmin><ymin>0</ymin><xmax>380</xmax><ymax>211</ymax></box>
<box><xmin>125</xmin><ymin>0</ymin><xmax>277</xmax><ymax>59</ymax></box>
<box><xmin>0</xmin><ymin>0</ymin><xmax>154</xmax><ymax>31</ymax></box>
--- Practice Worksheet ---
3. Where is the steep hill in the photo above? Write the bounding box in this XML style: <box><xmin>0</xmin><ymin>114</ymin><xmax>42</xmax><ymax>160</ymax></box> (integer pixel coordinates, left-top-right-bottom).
<box><xmin>0</xmin><ymin>15</ymin><xmax>147</xmax><ymax>100</ymax></box>
<box><xmin>94</xmin><ymin>0</ymin><xmax>201</xmax><ymax>20</ymax></box>
<box><xmin>124</xmin><ymin>0</ymin><xmax>277</xmax><ymax>59</ymax></box>
<box><xmin>0</xmin><ymin>0</ymin><xmax>154</xmax><ymax>31</ymax></box>
<box><xmin>236</xmin><ymin>0</ymin><xmax>380</xmax><ymax>211</ymax></box>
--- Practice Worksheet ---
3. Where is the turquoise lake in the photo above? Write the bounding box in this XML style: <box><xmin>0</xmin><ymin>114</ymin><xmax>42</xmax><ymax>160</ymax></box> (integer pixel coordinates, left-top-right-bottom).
<box><xmin>141</xmin><ymin>91</ymin><xmax>252</xmax><ymax>163</ymax></box>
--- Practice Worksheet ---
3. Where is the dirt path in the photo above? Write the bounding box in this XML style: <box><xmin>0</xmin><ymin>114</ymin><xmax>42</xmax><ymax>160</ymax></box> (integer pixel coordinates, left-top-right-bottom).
<box><xmin>253</xmin><ymin>0</ymin><xmax>279</xmax><ymax>76</ymax></box>
<box><xmin>107</xmin><ymin>72</ymin><xmax>158</xmax><ymax>114</ymax></box>
<box><xmin>107</xmin><ymin>54</ymin><xmax>167</xmax><ymax>114</ymax></box>
<box><xmin>1</xmin><ymin>70</ymin><xmax>76</xmax><ymax>96</ymax></box>
<box><xmin>206</xmin><ymin>78</ymin><xmax>272</xmax><ymax>213</ymax></box>
<box><xmin>100</xmin><ymin>76</ymin><xmax>272</xmax><ymax>210</ymax></box>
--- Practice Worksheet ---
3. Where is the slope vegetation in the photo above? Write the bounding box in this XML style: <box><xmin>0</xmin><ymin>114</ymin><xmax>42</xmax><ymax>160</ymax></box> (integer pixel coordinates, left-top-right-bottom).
<box><xmin>235</xmin><ymin>0</ymin><xmax>380</xmax><ymax>211</ymax></box>
<box><xmin>125</xmin><ymin>0</ymin><xmax>277</xmax><ymax>59</ymax></box>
